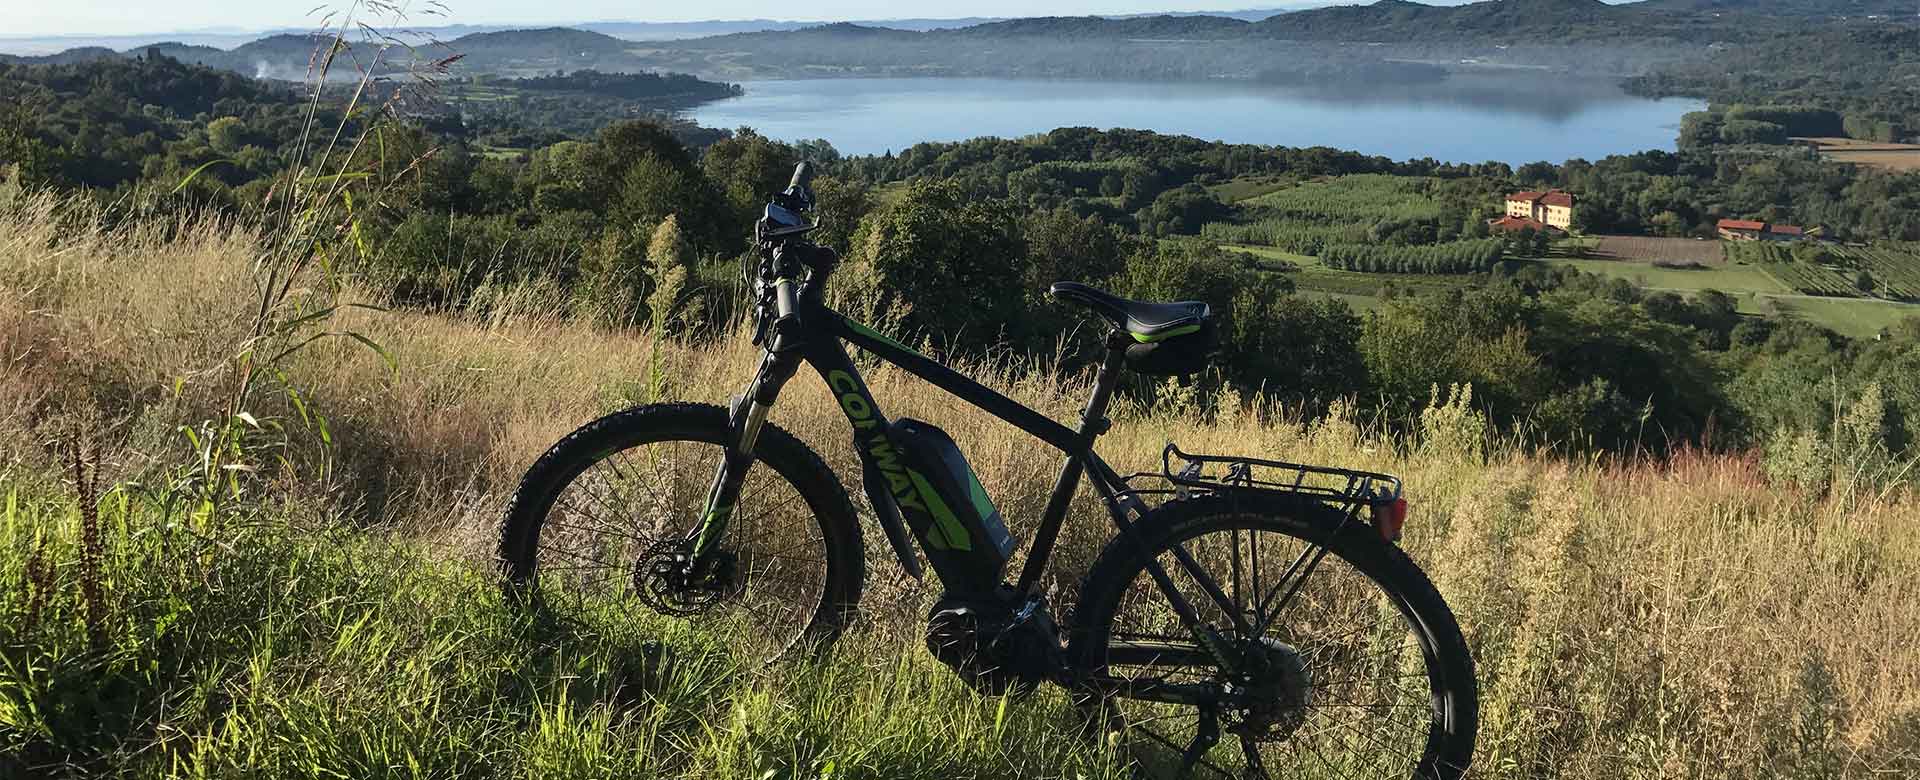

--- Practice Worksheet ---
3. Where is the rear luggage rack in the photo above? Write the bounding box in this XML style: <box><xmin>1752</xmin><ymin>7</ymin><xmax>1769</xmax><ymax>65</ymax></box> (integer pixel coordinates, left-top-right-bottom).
<box><xmin>1118</xmin><ymin>443</ymin><xmax>1403</xmax><ymax>510</ymax></box>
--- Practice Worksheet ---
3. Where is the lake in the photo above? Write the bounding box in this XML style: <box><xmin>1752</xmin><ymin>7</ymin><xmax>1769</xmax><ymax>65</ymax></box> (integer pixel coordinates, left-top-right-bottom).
<box><xmin>687</xmin><ymin>74</ymin><xmax>1704</xmax><ymax>164</ymax></box>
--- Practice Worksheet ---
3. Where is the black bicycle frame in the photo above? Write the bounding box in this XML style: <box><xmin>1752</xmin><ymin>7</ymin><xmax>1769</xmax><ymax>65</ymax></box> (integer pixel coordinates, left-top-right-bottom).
<box><xmin>689</xmin><ymin>273</ymin><xmax>1251</xmax><ymax>680</ymax></box>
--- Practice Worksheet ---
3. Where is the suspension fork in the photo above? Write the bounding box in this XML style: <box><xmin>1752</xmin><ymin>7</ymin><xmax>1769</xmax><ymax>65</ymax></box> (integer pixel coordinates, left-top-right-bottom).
<box><xmin>688</xmin><ymin>279</ymin><xmax>806</xmax><ymax>558</ymax></box>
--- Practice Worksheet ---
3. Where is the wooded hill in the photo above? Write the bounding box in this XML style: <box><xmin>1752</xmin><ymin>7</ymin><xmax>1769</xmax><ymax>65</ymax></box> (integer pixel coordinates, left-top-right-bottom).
<box><xmin>8</xmin><ymin>0</ymin><xmax>1916</xmax><ymax>80</ymax></box>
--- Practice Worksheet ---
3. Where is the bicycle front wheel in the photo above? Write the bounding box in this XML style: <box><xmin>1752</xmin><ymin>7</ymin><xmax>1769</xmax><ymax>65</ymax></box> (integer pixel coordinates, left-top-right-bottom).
<box><xmin>1069</xmin><ymin>494</ymin><xmax>1476</xmax><ymax>779</ymax></box>
<box><xmin>499</xmin><ymin>403</ymin><xmax>864</xmax><ymax>662</ymax></box>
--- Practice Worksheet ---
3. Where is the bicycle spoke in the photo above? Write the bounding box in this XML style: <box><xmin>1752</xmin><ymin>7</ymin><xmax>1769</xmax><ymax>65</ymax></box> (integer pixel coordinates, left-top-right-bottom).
<box><xmin>1250</xmin><ymin>540</ymin><xmax>1333</xmax><ymax>637</ymax></box>
<box><xmin>1240</xmin><ymin>735</ymin><xmax>1271</xmax><ymax>779</ymax></box>
<box><xmin>1133</xmin><ymin>722</ymin><xmax>1236</xmax><ymax>779</ymax></box>
<box><xmin>1096</xmin><ymin>515</ymin><xmax>1458</xmax><ymax>780</ymax></box>
<box><xmin>523</xmin><ymin>431</ymin><xmax>834</xmax><ymax>662</ymax></box>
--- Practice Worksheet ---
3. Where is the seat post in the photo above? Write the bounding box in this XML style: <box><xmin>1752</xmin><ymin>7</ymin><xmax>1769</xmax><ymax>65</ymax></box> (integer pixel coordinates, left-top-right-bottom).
<box><xmin>1077</xmin><ymin>333</ymin><xmax>1132</xmax><ymax>440</ymax></box>
<box><xmin>1013</xmin><ymin>334</ymin><xmax>1129</xmax><ymax>597</ymax></box>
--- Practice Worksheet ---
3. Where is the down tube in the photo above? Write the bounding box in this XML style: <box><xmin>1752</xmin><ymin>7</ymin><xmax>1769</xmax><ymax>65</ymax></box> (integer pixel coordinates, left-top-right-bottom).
<box><xmin>796</xmin><ymin>338</ymin><xmax>922</xmax><ymax>579</ymax></box>
<box><xmin>800</xmin><ymin>334</ymin><xmax>1006</xmax><ymax>594</ymax></box>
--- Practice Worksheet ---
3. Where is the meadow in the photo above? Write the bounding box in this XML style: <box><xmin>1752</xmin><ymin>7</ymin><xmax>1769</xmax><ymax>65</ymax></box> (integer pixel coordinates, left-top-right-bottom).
<box><xmin>2</xmin><ymin>195</ymin><xmax>1918</xmax><ymax>778</ymax></box>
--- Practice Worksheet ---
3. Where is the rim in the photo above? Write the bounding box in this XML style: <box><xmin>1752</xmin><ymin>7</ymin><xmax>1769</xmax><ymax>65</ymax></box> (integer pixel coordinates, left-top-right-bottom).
<box><xmin>522</xmin><ymin>438</ymin><xmax>832</xmax><ymax>661</ymax></box>
<box><xmin>1093</xmin><ymin>515</ymin><xmax>1445</xmax><ymax>779</ymax></box>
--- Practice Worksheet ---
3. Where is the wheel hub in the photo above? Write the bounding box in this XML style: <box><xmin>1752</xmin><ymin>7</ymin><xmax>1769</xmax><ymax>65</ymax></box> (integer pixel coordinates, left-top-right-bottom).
<box><xmin>1228</xmin><ymin>638</ymin><xmax>1313</xmax><ymax>741</ymax></box>
<box><xmin>634</xmin><ymin>538</ymin><xmax>738</xmax><ymax>616</ymax></box>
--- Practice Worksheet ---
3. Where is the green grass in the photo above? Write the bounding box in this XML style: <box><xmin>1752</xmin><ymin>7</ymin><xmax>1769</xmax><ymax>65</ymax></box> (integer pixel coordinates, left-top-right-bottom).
<box><xmin>1204</xmin><ymin>174</ymin><xmax>1294</xmax><ymax>203</ymax></box>
<box><xmin>1221</xmin><ymin>243</ymin><xmax>1318</xmax><ymax>268</ymax></box>
<box><xmin>7</xmin><ymin>197</ymin><xmax>1920</xmax><ymax>779</ymax></box>
<box><xmin>871</xmin><ymin>181</ymin><xmax>911</xmax><ymax>207</ymax></box>
<box><xmin>1542</xmin><ymin>258</ymin><xmax>1792</xmax><ymax>294</ymax></box>
<box><xmin>0</xmin><ymin>487</ymin><xmax>1122</xmax><ymax>779</ymax></box>
<box><xmin>1758</xmin><ymin>296</ymin><xmax>1920</xmax><ymax>338</ymax></box>
<box><xmin>1301</xmin><ymin>290</ymin><xmax>1388</xmax><ymax>314</ymax></box>
<box><xmin>479</xmin><ymin>145</ymin><xmax>529</xmax><ymax>160</ymax></box>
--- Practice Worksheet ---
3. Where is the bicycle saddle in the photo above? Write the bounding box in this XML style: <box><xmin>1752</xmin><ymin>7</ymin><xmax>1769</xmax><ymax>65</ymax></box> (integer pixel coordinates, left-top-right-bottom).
<box><xmin>1049</xmin><ymin>282</ymin><xmax>1210</xmax><ymax>342</ymax></box>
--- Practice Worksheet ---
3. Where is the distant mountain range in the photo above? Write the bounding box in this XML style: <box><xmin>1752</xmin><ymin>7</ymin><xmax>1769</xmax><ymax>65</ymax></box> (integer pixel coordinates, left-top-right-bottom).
<box><xmin>0</xmin><ymin>9</ymin><xmax>1312</xmax><ymax>56</ymax></box>
<box><xmin>3</xmin><ymin>0</ymin><xmax>1914</xmax><ymax>80</ymax></box>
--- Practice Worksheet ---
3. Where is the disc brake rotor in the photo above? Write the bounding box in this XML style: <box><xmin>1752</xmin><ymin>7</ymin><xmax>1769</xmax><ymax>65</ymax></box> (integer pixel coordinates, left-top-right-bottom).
<box><xmin>633</xmin><ymin>537</ymin><xmax>739</xmax><ymax>617</ymax></box>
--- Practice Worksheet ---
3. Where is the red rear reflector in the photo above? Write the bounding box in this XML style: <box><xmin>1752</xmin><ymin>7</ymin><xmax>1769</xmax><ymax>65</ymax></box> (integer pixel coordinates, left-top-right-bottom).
<box><xmin>1375</xmin><ymin>498</ymin><xmax>1408</xmax><ymax>542</ymax></box>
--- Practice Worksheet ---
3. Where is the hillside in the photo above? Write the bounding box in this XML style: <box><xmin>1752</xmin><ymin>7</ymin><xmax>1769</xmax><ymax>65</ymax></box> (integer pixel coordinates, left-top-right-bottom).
<box><xmin>1628</xmin><ymin>0</ymin><xmax>1920</xmax><ymax>15</ymax></box>
<box><xmin>11</xmin><ymin>0</ymin><xmax>1915</xmax><ymax>81</ymax></box>
<box><xmin>2</xmin><ymin>194</ymin><xmax>1918</xmax><ymax>776</ymax></box>
<box><xmin>1251</xmin><ymin>0</ymin><xmax>1694</xmax><ymax>42</ymax></box>
<box><xmin>945</xmin><ymin>14</ymin><xmax>1255</xmax><ymax>38</ymax></box>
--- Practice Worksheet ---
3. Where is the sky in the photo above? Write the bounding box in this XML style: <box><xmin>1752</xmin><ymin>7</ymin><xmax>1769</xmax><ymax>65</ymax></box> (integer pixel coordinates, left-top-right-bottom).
<box><xmin>0</xmin><ymin>0</ymin><xmax>1504</xmax><ymax>38</ymax></box>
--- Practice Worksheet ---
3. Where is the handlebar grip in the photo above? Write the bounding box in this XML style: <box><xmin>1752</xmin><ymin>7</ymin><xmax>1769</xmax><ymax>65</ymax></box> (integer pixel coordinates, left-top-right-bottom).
<box><xmin>789</xmin><ymin>161</ymin><xmax>815</xmax><ymax>191</ymax></box>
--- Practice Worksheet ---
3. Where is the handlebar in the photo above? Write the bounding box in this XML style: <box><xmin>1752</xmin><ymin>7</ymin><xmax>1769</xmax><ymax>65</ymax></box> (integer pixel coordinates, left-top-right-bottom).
<box><xmin>747</xmin><ymin>161</ymin><xmax>833</xmax><ymax>344</ymax></box>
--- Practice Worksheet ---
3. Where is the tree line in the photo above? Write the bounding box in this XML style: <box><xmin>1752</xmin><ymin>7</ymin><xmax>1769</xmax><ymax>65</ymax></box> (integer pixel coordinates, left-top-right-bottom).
<box><xmin>4</xmin><ymin>56</ymin><xmax>1918</xmax><ymax>464</ymax></box>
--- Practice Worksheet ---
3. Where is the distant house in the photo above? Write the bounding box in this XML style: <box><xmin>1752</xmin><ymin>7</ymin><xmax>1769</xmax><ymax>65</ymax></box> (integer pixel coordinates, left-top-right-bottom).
<box><xmin>1496</xmin><ymin>190</ymin><xmax>1575</xmax><ymax>233</ymax></box>
<box><xmin>1717</xmin><ymin>219</ymin><xmax>1810</xmax><ymax>242</ymax></box>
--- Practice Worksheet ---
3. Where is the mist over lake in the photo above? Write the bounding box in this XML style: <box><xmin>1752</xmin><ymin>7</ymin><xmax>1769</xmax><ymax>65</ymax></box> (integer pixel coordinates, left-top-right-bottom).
<box><xmin>688</xmin><ymin>74</ymin><xmax>1704</xmax><ymax>164</ymax></box>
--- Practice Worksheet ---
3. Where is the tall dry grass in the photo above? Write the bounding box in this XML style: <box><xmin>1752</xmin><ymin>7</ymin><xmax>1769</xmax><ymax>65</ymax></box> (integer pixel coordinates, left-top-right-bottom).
<box><xmin>2</xmin><ymin>196</ymin><xmax>1918</xmax><ymax>777</ymax></box>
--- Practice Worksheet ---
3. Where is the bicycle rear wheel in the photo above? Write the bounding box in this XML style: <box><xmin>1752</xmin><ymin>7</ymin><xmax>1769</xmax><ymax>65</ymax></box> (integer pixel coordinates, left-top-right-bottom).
<box><xmin>499</xmin><ymin>403</ymin><xmax>864</xmax><ymax>662</ymax></box>
<box><xmin>1069</xmin><ymin>494</ymin><xmax>1476</xmax><ymax>779</ymax></box>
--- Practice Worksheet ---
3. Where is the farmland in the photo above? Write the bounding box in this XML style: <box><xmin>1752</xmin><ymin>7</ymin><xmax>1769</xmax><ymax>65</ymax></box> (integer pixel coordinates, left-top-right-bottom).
<box><xmin>1726</xmin><ymin>241</ymin><xmax>1920</xmax><ymax>302</ymax></box>
<box><xmin>1224</xmin><ymin>240</ymin><xmax>1920</xmax><ymax>339</ymax></box>
<box><xmin>1186</xmin><ymin>167</ymin><xmax>1920</xmax><ymax>337</ymax></box>
<box><xmin>1586</xmin><ymin>235</ymin><xmax>1726</xmax><ymax>265</ymax></box>
<box><xmin>1201</xmin><ymin>174</ymin><xmax>1453</xmax><ymax>255</ymax></box>
<box><xmin>1543</xmin><ymin>257</ymin><xmax>1789</xmax><ymax>294</ymax></box>
<box><xmin>1795</xmin><ymin>137</ymin><xmax>1920</xmax><ymax>173</ymax></box>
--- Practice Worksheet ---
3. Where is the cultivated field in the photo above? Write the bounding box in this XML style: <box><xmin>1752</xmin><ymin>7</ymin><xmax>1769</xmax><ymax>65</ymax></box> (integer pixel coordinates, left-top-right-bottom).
<box><xmin>1727</xmin><ymin>241</ymin><xmax>1920</xmax><ymax>302</ymax></box>
<box><xmin>1795</xmin><ymin>136</ymin><xmax>1920</xmax><ymax>172</ymax></box>
<box><xmin>1201</xmin><ymin>174</ymin><xmax>1440</xmax><ymax>253</ymax></box>
<box><xmin>1586</xmin><ymin>234</ymin><xmax>1727</xmax><ymax>265</ymax></box>
<box><xmin>1545</xmin><ymin>257</ymin><xmax>1790</xmax><ymax>294</ymax></box>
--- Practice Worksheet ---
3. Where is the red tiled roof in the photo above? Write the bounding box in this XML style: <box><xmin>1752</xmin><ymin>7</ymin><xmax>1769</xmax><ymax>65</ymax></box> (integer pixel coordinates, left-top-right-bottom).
<box><xmin>1770</xmin><ymin>224</ymin><xmax>1805</xmax><ymax>236</ymax></box>
<box><xmin>1488</xmin><ymin>215</ymin><xmax>1551</xmax><ymax>232</ymax></box>
<box><xmin>1718</xmin><ymin>219</ymin><xmax>1766</xmax><ymax>231</ymax></box>
<box><xmin>1507</xmin><ymin>190</ymin><xmax>1574</xmax><ymax>206</ymax></box>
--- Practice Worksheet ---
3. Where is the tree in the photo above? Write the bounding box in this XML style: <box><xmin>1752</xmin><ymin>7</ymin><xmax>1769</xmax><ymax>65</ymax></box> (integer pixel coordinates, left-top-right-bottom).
<box><xmin>1855</xmin><ymin>270</ymin><xmax>1877</xmax><ymax>295</ymax></box>
<box><xmin>1516</xmin><ymin>161</ymin><xmax>1557</xmax><ymax>185</ymax></box>
<box><xmin>206</xmin><ymin>116</ymin><xmax>247</xmax><ymax>154</ymax></box>
<box><xmin>847</xmin><ymin>179</ymin><xmax>1025</xmax><ymax>348</ymax></box>
<box><xmin>614</xmin><ymin>152</ymin><xmax>733</xmax><ymax>252</ymax></box>
<box><xmin>1136</xmin><ymin>184</ymin><xmax>1227</xmax><ymax>237</ymax></box>
<box><xmin>807</xmin><ymin>174</ymin><xmax>874</xmax><ymax>255</ymax></box>
<box><xmin>702</xmin><ymin>128</ymin><xmax>797</xmax><ymax>222</ymax></box>
<box><xmin>0</xmin><ymin>102</ymin><xmax>58</xmax><ymax>188</ymax></box>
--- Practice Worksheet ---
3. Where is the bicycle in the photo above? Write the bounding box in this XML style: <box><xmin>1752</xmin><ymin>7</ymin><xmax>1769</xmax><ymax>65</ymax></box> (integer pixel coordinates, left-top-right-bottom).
<box><xmin>499</xmin><ymin>162</ymin><xmax>1478</xmax><ymax>778</ymax></box>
